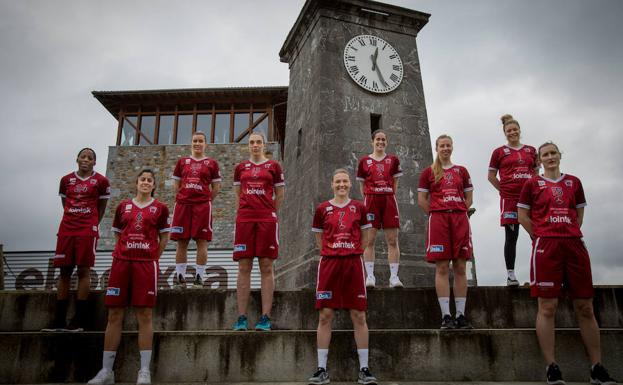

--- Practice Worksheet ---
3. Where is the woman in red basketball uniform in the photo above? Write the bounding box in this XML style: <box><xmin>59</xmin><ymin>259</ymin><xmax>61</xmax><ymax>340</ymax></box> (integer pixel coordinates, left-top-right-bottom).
<box><xmin>232</xmin><ymin>133</ymin><xmax>284</xmax><ymax>331</ymax></box>
<box><xmin>43</xmin><ymin>148</ymin><xmax>110</xmax><ymax>332</ymax></box>
<box><xmin>88</xmin><ymin>169</ymin><xmax>170</xmax><ymax>385</ymax></box>
<box><xmin>307</xmin><ymin>169</ymin><xmax>377</xmax><ymax>385</ymax></box>
<box><xmin>170</xmin><ymin>131</ymin><xmax>221</xmax><ymax>288</ymax></box>
<box><xmin>518</xmin><ymin>142</ymin><xmax>616</xmax><ymax>384</ymax></box>
<box><xmin>418</xmin><ymin>135</ymin><xmax>474</xmax><ymax>330</ymax></box>
<box><xmin>357</xmin><ymin>130</ymin><xmax>404</xmax><ymax>288</ymax></box>
<box><xmin>488</xmin><ymin>114</ymin><xmax>538</xmax><ymax>286</ymax></box>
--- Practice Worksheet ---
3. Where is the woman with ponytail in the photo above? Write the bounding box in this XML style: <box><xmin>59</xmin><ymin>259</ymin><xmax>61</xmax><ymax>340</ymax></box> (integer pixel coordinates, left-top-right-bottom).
<box><xmin>488</xmin><ymin>114</ymin><xmax>538</xmax><ymax>286</ymax></box>
<box><xmin>417</xmin><ymin>135</ymin><xmax>474</xmax><ymax>329</ymax></box>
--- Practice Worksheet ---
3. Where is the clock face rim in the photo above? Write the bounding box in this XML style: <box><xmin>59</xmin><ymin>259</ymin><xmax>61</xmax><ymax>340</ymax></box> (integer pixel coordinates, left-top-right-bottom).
<box><xmin>343</xmin><ymin>34</ymin><xmax>404</xmax><ymax>94</ymax></box>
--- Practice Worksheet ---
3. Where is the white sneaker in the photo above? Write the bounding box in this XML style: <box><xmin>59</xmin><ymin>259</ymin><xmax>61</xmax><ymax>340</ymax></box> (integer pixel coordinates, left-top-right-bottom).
<box><xmin>389</xmin><ymin>275</ymin><xmax>404</xmax><ymax>288</ymax></box>
<box><xmin>87</xmin><ymin>368</ymin><xmax>114</xmax><ymax>385</ymax></box>
<box><xmin>136</xmin><ymin>369</ymin><xmax>151</xmax><ymax>384</ymax></box>
<box><xmin>365</xmin><ymin>275</ymin><xmax>376</xmax><ymax>288</ymax></box>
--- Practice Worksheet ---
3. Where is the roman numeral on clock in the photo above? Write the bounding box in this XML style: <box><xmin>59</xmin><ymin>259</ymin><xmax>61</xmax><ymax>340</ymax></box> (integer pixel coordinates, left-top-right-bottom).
<box><xmin>346</xmin><ymin>55</ymin><xmax>355</xmax><ymax>61</ymax></box>
<box><xmin>372</xmin><ymin>81</ymin><xmax>378</xmax><ymax>90</ymax></box>
<box><xmin>390</xmin><ymin>73</ymin><xmax>399</xmax><ymax>83</ymax></box>
<box><xmin>389</xmin><ymin>54</ymin><xmax>397</xmax><ymax>59</ymax></box>
<box><xmin>358</xmin><ymin>39</ymin><xmax>366</xmax><ymax>47</ymax></box>
<box><xmin>359</xmin><ymin>75</ymin><xmax>368</xmax><ymax>85</ymax></box>
<box><xmin>393</xmin><ymin>65</ymin><xmax>400</xmax><ymax>71</ymax></box>
<box><xmin>349</xmin><ymin>65</ymin><xmax>359</xmax><ymax>75</ymax></box>
<box><xmin>369</xmin><ymin>37</ymin><xmax>377</xmax><ymax>46</ymax></box>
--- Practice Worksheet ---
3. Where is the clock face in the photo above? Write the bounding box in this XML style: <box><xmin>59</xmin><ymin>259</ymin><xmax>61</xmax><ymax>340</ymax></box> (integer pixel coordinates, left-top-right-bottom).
<box><xmin>343</xmin><ymin>34</ymin><xmax>403</xmax><ymax>94</ymax></box>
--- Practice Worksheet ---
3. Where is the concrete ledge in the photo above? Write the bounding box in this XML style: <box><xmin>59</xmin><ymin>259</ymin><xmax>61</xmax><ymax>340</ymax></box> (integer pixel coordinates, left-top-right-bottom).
<box><xmin>1</xmin><ymin>329</ymin><xmax>621</xmax><ymax>383</ymax></box>
<box><xmin>2</xmin><ymin>286</ymin><xmax>622</xmax><ymax>331</ymax></box>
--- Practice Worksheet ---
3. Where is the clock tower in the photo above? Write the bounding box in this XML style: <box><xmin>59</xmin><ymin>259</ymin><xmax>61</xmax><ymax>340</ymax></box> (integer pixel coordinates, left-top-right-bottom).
<box><xmin>277</xmin><ymin>0</ymin><xmax>435</xmax><ymax>288</ymax></box>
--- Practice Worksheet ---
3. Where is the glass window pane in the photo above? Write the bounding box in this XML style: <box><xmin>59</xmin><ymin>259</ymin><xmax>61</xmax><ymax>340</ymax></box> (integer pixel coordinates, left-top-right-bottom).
<box><xmin>214</xmin><ymin>113</ymin><xmax>230</xmax><ymax>143</ymax></box>
<box><xmin>234</xmin><ymin>112</ymin><xmax>250</xmax><ymax>141</ymax></box>
<box><xmin>158</xmin><ymin>115</ymin><xmax>174</xmax><ymax>144</ymax></box>
<box><xmin>176</xmin><ymin>115</ymin><xmax>193</xmax><ymax>144</ymax></box>
<box><xmin>252</xmin><ymin>112</ymin><xmax>268</xmax><ymax>140</ymax></box>
<box><xmin>196</xmin><ymin>114</ymin><xmax>213</xmax><ymax>142</ymax></box>
<box><xmin>139</xmin><ymin>115</ymin><xmax>156</xmax><ymax>145</ymax></box>
<box><xmin>121</xmin><ymin>115</ymin><xmax>137</xmax><ymax>146</ymax></box>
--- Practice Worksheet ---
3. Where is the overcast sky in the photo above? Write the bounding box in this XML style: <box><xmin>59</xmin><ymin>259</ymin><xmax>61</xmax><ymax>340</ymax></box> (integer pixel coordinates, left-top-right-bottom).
<box><xmin>1</xmin><ymin>0</ymin><xmax>621</xmax><ymax>286</ymax></box>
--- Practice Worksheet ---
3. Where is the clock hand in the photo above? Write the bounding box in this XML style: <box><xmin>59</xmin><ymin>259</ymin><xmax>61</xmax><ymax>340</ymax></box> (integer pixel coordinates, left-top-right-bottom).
<box><xmin>370</xmin><ymin>47</ymin><xmax>379</xmax><ymax>71</ymax></box>
<box><xmin>375</xmin><ymin>65</ymin><xmax>389</xmax><ymax>88</ymax></box>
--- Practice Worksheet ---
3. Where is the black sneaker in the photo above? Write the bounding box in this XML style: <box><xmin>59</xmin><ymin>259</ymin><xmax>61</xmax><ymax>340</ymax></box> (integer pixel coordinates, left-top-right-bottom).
<box><xmin>455</xmin><ymin>314</ymin><xmax>473</xmax><ymax>329</ymax></box>
<box><xmin>357</xmin><ymin>367</ymin><xmax>378</xmax><ymax>385</ymax></box>
<box><xmin>192</xmin><ymin>274</ymin><xmax>204</xmax><ymax>289</ymax></box>
<box><xmin>590</xmin><ymin>363</ymin><xmax>616</xmax><ymax>385</ymax></box>
<box><xmin>308</xmin><ymin>367</ymin><xmax>329</xmax><ymax>385</ymax></box>
<box><xmin>440</xmin><ymin>314</ymin><xmax>455</xmax><ymax>329</ymax></box>
<box><xmin>64</xmin><ymin>317</ymin><xmax>84</xmax><ymax>332</ymax></box>
<box><xmin>41</xmin><ymin>320</ymin><xmax>66</xmax><ymax>332</ymax></box>
<box><xmin>546</xmin><ymin>363</ymin><xmax>565</xmax><ymax>385</ymax></box>
<box><xmin>173</xmin><ymin>273</ymin><xmax>186</xmax><ymax>289</ymax></box>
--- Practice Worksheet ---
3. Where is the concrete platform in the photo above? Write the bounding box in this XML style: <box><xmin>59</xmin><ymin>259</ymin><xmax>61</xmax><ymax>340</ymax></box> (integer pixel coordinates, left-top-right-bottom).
<box><xmin>12</xmin><ymin>383</ymin><xmax>602</xmax><ymax>385</ymax></box>
<box><xmin>2</xmin><ymin>286</ymin><xmax>622</xmax><ymax>331</ymax></box>
<box><xmin>2</xmin><ymin>329</ymin><xmax>621</xmax><ymax>383</ymax></box>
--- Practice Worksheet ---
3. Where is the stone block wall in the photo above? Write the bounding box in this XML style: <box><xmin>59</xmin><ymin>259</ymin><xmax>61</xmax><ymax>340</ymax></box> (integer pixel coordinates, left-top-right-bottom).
<box><xmin>100</xmin><ymin>143</ymin><xmax>280</xmax><ymax>250</ymax></box>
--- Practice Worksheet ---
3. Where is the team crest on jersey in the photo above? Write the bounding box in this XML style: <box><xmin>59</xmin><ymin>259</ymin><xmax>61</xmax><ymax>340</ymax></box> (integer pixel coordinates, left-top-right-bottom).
<box><xmin>203</xmin><ymin>160</ymin><xmax>210</xmax><ymax>166</ymax></box>
<box><xmin>264</xmin><ymin>163</ymin><xmax>271</xmax><ymax>169</ymax></box>
<box><xmin>149</xmin><ymin>206</ymin><xmax>157</xmax><ymax>214</ymax></box>
<box><xmin>551</xmin><ymin>187</ymin><xmax>564</xmax><ymax>204</ymax></box>
<box><xmin>90</xmin><ymin>179</ymin><xmax>97</xmax><ymax>185</ymax></box>
<box><xmin>385</xmin><ymin>158</ymin><xmax>391</xmax><ymax>164</ymax></box>
<box><xmin>565</xmin><ymin>180</ymin><xmax>573</xmax><ymax>187</ymax></box>
<box><xmin>317</xmin><ymin>291</ymin><xmax>332</xmax><ymax>300</ymax></box>
<box><xmin>349</xmin><ymin>205</ymin><xmax>356</xmax><ymax>212</ymax></box>
<box><xmin>106</xmin><ymin>287</ymin><xmax>120</xmax><ymax>296</ymax></box>
<box><xmin>524</xmin><ymin>148</ymin><xmax>531</xmax><ymax>153</ymax></box>
<box><xmin>185</xmin><ymin>159</ymin><xmax>191</xmax><ymax>164</ymax></box>
<box><xmin>430</xmin><ymin>245</ymin><xmax>444</xmax><ymax>253</ymax></box>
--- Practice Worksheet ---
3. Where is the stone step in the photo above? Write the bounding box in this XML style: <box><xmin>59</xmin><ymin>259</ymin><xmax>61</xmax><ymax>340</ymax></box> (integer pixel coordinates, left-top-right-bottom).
<box><xmin>13</xmin><ymin>383</ymin><xmax>605</xmax><ymax>385</ymax></box>
<box><xmin>2</xmin><ymin>329</ymin><xmax>621</xmax><ymax>383</ymax></box>
<box><xmin>2</xmin><ymin>286</ymin><xmax>621</xmax><ymax>332</ymax></box>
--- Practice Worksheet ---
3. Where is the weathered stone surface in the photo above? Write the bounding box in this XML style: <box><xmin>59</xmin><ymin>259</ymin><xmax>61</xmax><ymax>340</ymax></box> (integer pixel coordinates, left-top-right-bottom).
<box><xmin>278</xmin><ymin>0</ymin><xmax>436</xmax><ymax>288</ymax></box>
<box><xmin>101</xmin><ymin>143</ymin><xmax>279</xmax><ymax>250</ymax></box>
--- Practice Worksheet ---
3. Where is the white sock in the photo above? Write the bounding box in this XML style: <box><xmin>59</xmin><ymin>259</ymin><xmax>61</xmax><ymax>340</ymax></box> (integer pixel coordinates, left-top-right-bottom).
<box><xmin>140</xmin><ymin>350</ymin><xmax>152</xmax><ymax>371</ymax></box>
<box><xmin>389</xmin><ymin>263</ymin><xmax>399</xmax><ymax>278</ymax></box>
<box><xmin>438</xmin><ymin>297</ymin><xmax>450</xmax><ymax>317</ymax></box>
<box><xmin>357</xmin><ymin>349</ymin><xmax>369</xmax><ymax>369</ymax></box>
<box><xmin>175</xmin><ymin>263</ymin><xmax>187</xmax><ymax>277</ymax></box>
<box><xmin>507</xmin><ymin>269</ymin><xmax>516</xmax><ymax>280</ymax></box>
<box><xmin>317</xmin><ymin>348</ymin><xmax>329</xmax><ymax>369</ymax></box>
<box><xmin>364</xmin><ymin>262</ymin><xmax>375</xmax><ymax>277</ymax></box>
<box><xmin>195</xmin><ymin>264</ymin><xmax>206</xmax><ymax>279</ymax></box>
<box><xmin>102</xmin><ymin>351</ymin><xmax>116</xmax><ymax>372</ymax></box>
<box><xmin>455</xmin><ymin>297</ymin><xmax>467</xmax><ymax>316</ymax></box>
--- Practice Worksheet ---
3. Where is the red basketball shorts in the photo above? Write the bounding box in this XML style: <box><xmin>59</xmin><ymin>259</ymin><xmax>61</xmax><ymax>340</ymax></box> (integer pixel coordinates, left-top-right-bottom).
<box><xmin>530</xmin><ymin>237</ymin><xmax>594</xmax><ymax>299</ymax></box>
<box><xmin>364</xmin><ymin>194</ymin><xmax>400</xmax><ymax>229</ymax></box>
<box><xmin>500</xmin><ymin>197</ymin><xmax>519</xmax><ymax>226</ymax></box>
<box><xmin>54</xmin><ymin>235</ymin><xmax>97</xmax><ymax>268</ymax></box>
<box><xmin>426</xmin><ymin>211</ymin><xmax>472</xmax><ymax>262</ymax></box>
<box><xmin>105</xmin><ymin>258</ymin><xmax>159</xmax><ymax>307</ymax></box>
<box><xmin>170</xmin><ymin>201</ymin><xmax>212</xmax><ymax>241</ymax></box>
<box><xmin>315</xmin><ymin>255</ymin><xmax>367</xmax><ymax>311</ymax></box>
<box><xmin>233</xmin><ymin>221</ymin><xmax>279</xmax><ymax>260</ymax></box>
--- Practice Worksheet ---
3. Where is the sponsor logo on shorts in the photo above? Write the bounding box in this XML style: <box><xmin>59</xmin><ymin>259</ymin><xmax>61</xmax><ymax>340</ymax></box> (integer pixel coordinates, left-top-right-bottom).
<box><xmin>537</xmin><ymin>281</ymin><xmax>554</xmax><ymax>287</ymax></box>
<box><xmin>234</xmin><ymin>244</ymin><xmax>247</xmax><ymax>252</ymax></box>
<box><xmin>430</xmin><ymin>245</ymin><xmax>444</xmax><ymax>253</ymax></box>
<box><xmin>503</xmin><ymin>212</ymin><xmax>518</xmax><ymax>219</ymax></box>
<box><xmin>106</xmin><ymin>287</ymin><xmax>121</xmax><ymax>296</ymax></box>
<box><xmin>317</xmin><ymin>291</ymin><xmax>332</xmax><ymax>300</ymax></box>
<box><xmin>367</xmin><ymin>213</ymin><xmax>375</xmax><ymax>221</ymax></box>
<box><xmin>170</xmin><ymin>226</ymin><xmax>184</xmax><ymax>233</ymax></box>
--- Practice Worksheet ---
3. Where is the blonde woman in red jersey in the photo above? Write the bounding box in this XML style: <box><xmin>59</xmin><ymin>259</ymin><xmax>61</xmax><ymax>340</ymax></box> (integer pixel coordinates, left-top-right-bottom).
<box><xmin>43</xmin><ymin>148</ymin><xmax>110</xmax><ymax>332</ymax></box>
<box><xmin>88</xmin><ymin>169</ymin><xmax>170</xmax><ymax>385</ymax></box>
<box><xmin>357</xmin><ymin>130</ymin><xmax>404</xmax><ymax>288</ymax></box>
<box><xmin>308</xmin><ymin>169</ymin><xmax>377</xmax><ymax>385</ymax></box>
<box><xmin>518</xmin><ymin>142</ymin><xmax>616</xmax><ymax>385</ymax></box>
<box><xmin>417</xmin><ymin>135</ymin><xmax>474</xmax><ymax>330</ymax></box>
<box><xmin>488</xmin><ymin>114</ymin><xmax>538</xmax><ymax>286</ymax></box>
<box><xmin>170</xmin><ymin>132</ymin><xmax>221</xmax><ymax>288</ymax></box>
<box><xmin>232</xmin><ymin>133</ymin><xmax>284</xmax><ymax>331</ymax></box>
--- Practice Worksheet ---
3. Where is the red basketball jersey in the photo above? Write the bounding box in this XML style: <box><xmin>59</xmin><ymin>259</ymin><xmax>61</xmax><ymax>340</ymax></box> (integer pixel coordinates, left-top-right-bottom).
<box><xmin>233</xmin><ymin>159</ymin><xmax>285</xmax><ymax>222</ymax></box>
<box><xmin>172</xmin><ymin>156</ymin><xmax>221</xmax><ymax>204</ymax></box>
<box><xmin>489</xmin><ymin>145</ymin><xmax>538</xmax><ymax>199</ymax></box>
<box><xmin>312</xmin><ymin>199</ymin><xmax>372</xmax><ymax>257</ymax></box>
<box><xmin>356</xmin><ymin>154</ymin><xmax>403</xmax><ymax>195</ymax></box>
<box><xmin>418</xmin><ymin>165</ymin><xmax>473</xmax><ymax>212</ymax></box>
<box><xmin>112</xmin><ymin>199</ymin><xmax>170</xmax><ymax>261</ymax></box>
<box><xmin>57</xmin><ymin>171</ymin><xmax>110</xmax><ymax>236</ymax></box>
<box><xmin>518</xmin><ymin>174</ymin><xmax>586</xmax><ymax>238</ymax></box>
